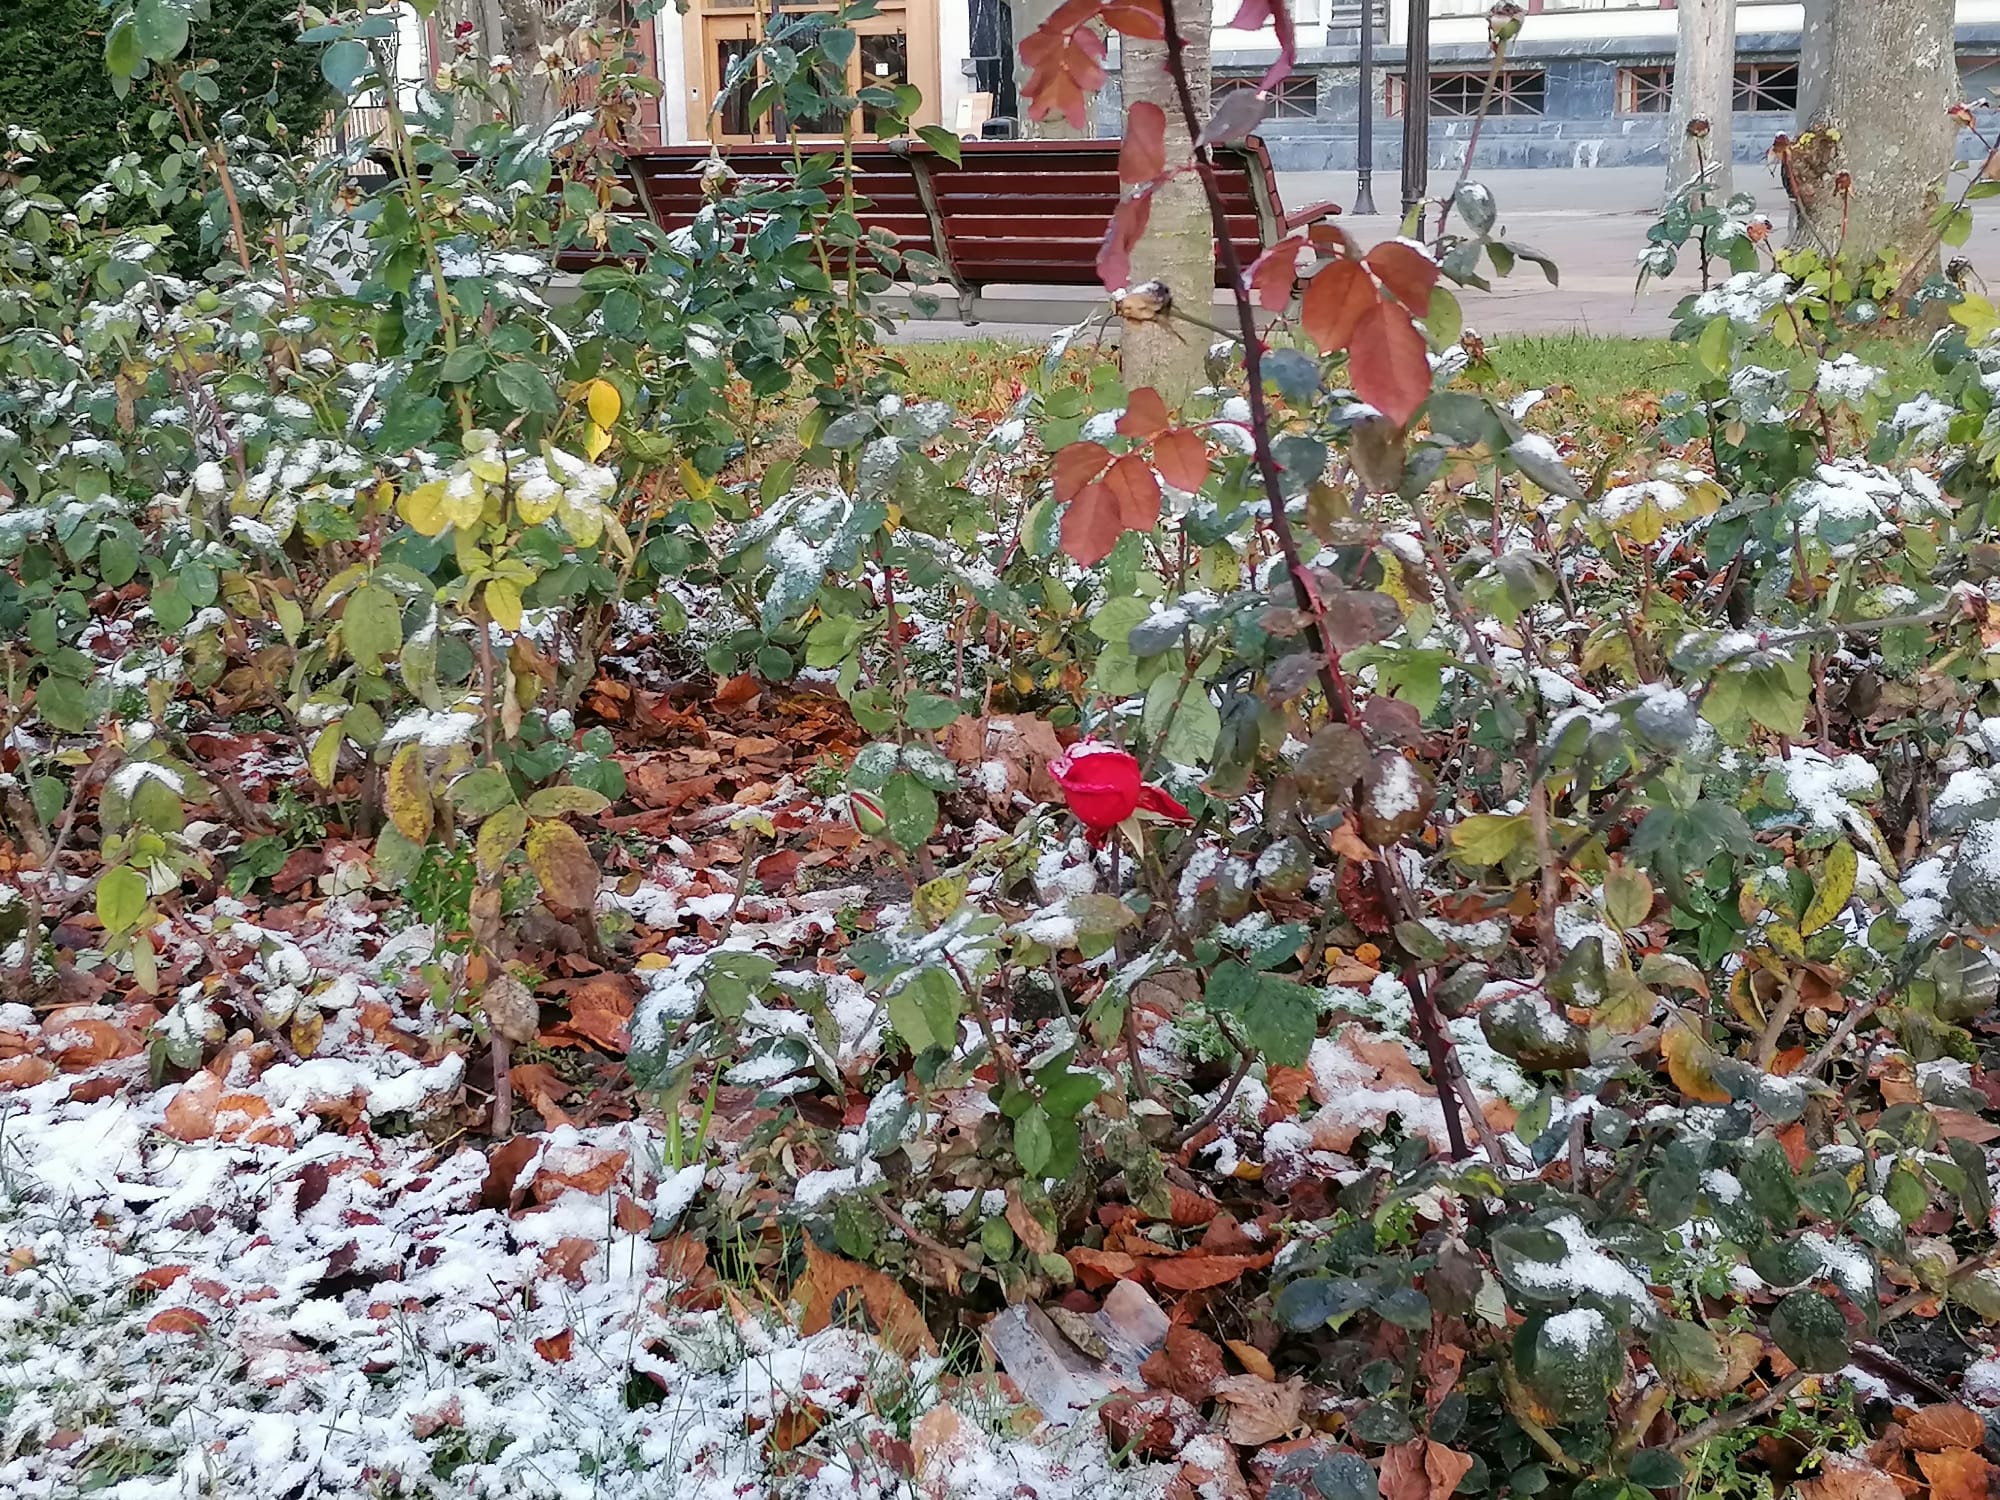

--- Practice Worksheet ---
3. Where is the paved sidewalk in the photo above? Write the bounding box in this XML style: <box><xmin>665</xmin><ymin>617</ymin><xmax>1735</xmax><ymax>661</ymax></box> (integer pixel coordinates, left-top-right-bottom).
<box><xmin>889</xmin><ymin>164</ymin><xmax>2000</xmax><ymax>342</ymax></box>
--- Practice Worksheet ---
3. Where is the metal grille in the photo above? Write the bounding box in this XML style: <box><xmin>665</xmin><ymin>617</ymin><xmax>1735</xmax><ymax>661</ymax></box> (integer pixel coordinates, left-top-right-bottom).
<box><xmin>1389</xmin><ymin>68</ymin><xmax>1545</xmax><ymax>118</ymax></box>
<box><xmin>1734</xmin><ymin>62</ymin><xmax>1798</xmax><ymax>113</ymax></box>
<box><xmin>1617</xmin><ymin>65</ymin><xmax>1672</xmax><ymax>115</ymax></box>
<box><xmin>1212</xmin><ymin>74</ymin><xmax>1318</xmax><ymax>120</ymax></box>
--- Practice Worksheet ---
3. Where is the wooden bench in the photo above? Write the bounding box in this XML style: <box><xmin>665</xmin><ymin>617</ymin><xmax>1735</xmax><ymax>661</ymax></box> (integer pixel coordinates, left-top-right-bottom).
<box><xmin>577</xmin><ymin>137</ymin><xmax>1340</xmax><ymax>323</ymax></box>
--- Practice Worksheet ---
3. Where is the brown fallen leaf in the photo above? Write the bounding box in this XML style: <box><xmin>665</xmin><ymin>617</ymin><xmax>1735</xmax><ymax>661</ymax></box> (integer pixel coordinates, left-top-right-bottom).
<box><xmin>1226</xmin><ymin>1339</ymin><xmax>1277</xmax><ymax>1381</ymax></box>
<box><xmin>1904</xmin><ymin>1403</ymin><xmax>1986</xmax><ymax>1452</ymax></box>
<box><xmin>1140</xmin><ymin>1325</ymin><xmax>1227</xmax><ymax>1403</ymax></box>
<box><xmin>1211</xmin><ymin>1373</ymin><xmax>1303</xmax><ymax>1446</ymax></box>
<box><xmin>1068</xmin><ymin>1247</ymin><xmax>1140</xmax><ymax>1289</ymax></box>
<box><xmin>163</xmin><ymin>1071</ymin><xmax>222</xmax><ymax>1141</ymax></box>
<box><xmin>1795</xmin><ymin>1455</ymin><xmax>1904</xmax><ymax>1500</ymax></box>
<box><xmin>1006</xmin><ymin>1181</ymin><xmax>1057</xmax><ymax>1256</ymax></box>
<box><xmin>146</xmin><ymin>1308</ymin><xmax>211</xmax><ymax>1337</ymax></box>
<box><xmin>1148</xmin><ymin>1252</ymin><xmax>1273</xmax><ymax>1292</ymax></box>
<box><xmin>795</xmin><ymin>1240</ymin><xmax>937</xmax><ymax>1357</ymax></box>
<box><xmin>530</xmin><ymin>1144</ymin><xmax>629</xmax><ymax>1201</ymax></box>
<box><xmin>533</xmin><ymin>1329</ymin><xmax>575</xmax><ymax>1363</ymax></box>
<box><xmin>1915</xmin><ymin>1447</ymin><xmax>1996</xmax><ymax>1500</ymax></box>
<box><xmin>911</xmin><ymin>1403</ymin><xmax>969</xmax><ymax>1482</ymax></box>
<box><xmin>1379</xmin><ymin>1439</ymin><xmax>1476</xmax><ymax>1500</ymax></box>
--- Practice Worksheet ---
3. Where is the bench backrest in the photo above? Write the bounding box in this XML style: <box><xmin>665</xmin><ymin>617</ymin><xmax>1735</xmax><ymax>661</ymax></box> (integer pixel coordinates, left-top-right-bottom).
<box><xmin>571</xmin><ymin>138</ymin><xmax>1289</xmax><ymax>290</ymax></box>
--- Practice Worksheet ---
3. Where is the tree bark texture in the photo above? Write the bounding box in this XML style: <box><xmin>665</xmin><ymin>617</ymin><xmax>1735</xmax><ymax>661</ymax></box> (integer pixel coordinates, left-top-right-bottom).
<box><xmin>1665</xmin><ymin>0</ymin><xmax>1735</xmax><ymax>203</ymax></box>
<box><xmin>1792</xmin><ymin>0</ymin><xmax>1959</xmax><ymax>268</ymax></box>
<box><xmin>1119</xmin><ymin>5</ymin><xmax>1211</xmax><ymax>407</ymax></box>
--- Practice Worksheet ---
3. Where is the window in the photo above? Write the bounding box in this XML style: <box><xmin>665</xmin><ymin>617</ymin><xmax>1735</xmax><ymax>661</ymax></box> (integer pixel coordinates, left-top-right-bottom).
<box><xmin>1211</xmin><ymin>73</ymin><xmax>1319</xmax><ymax>120</ymax></box>
<box><xmin>1617</xmin><ymin>65</ymin><xmax>1673</xmax><ymax>115</ymax></box>
<box><xmin>1734</xmin><ymin>61</ymin><xmax>1798</xmax><ymax>113</ymax></box>
<box><xmin>1387</xmin><ymin>68</ymin><xmax>1545</xmax><ymax>118</ymax></box>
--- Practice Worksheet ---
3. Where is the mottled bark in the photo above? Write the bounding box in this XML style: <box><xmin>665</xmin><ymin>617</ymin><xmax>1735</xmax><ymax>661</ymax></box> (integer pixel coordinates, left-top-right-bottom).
<box><xmin>439</xmin><ymin>0</ymin><xmax>565</xmax><ymax>131</ymax></box>
<box><xmin>1119</xmin><ymin>5</ymin><xmax>1211</xmax><ymax>406</ymax></box>
<box><xmin>1792</xmin><ymin>0</ymin><xmax>1959</xmax><ymax>268</ymax></box>
<box><xmin>1665</xmin><ymin>0</ymin><xmax>1734</xmax><ymax>203</ymax></box>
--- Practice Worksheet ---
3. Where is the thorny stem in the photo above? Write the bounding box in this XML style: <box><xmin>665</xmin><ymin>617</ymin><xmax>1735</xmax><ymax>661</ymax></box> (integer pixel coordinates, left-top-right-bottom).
<box><xmin>1431</xmin><ymin>41</ymin><xmax>1507</xmax><ymax>249</ymax></box>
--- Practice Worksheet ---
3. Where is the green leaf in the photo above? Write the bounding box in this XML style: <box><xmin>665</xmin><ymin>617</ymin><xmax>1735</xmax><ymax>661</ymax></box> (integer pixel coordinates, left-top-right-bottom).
<box><xmin>1015</xmin><ymin>1105</ymin><xmax>1053</xmax><ymax>1175</ymax></box>
<box><xmin>97</xmin><ymin>864</ymin><xmax>150</xmax><ymax>933</ymax></box>
<box><xmin>134</xmin><ymin>0</ymin><xmax>190</xmax><ymax>61</ymax></box>
<box><xmin>915</xmin><ymin>125</ymin><xmax>963</xmax><ymax>164</ymax></box>
<box><xmin>1523</xmin><ymin>1309</ymin><xmax>1623</xmax><ymax>1419</ymax></box>
<box><xmin>321</xmin><ymin>37</ymin><xmax>371</xmax><ymax>94</ymax></box>
<box><xmin>452</xmin><ymin>765</ymin><xmax>516</xmax><ymax>819</ymax></box>
<box><xmin>1695</xmin><ymin>314</ymin><xmax>1733</xmax><ymax>380</ymax></box>
<box><xmin>904</xmin><ymin>692</ymin><xmax>960</xmax><ymax>730</ymax></box>
<box><xmin>34</xmin><ymin>675</ymin><xmax>93</xmax><ymax>733</ymax></box>
<box><xmin>495</xmin><ymin>361</ymin><xmax>558</xmax><ymax>415</ymax></box>
<box><xmin>439</xmin><ymin>346</ymin><xmax>488</xmax><ymax>383</ymax></box>
<box><xmin>1650</xmin><ymin>1317</ymin><xmax>1727</xmax><ymax>1394</ymax></box>
<box><xmin>343</xmin><ymin>583</ymin><xmax>403</xmax><ymax>671</ymax></box>
<box><xmin>104</xmin><ymin>16</ymin><xmax>143</xmax><ymax>79</ymax></box>
<box><xmin>888</xmin><ymin>966</ymin><xmax>961</xmax><ymax>1055</ymax></box>
<box><xmin>1241</xmin><ymin>974</ymin><xmax>1317</xmax><ymax>1066</ymax></box>
<box><xmin>1741</xmin><ymin>1135</ymin><xmax>1799</xmax><ymax>1225</ymax></box>
<box><xmin>1769</xmin><ymin>1288</ymin><xmax>1849</xmax><ymax>1373</ymax></box>
<box><xmin>881</xmin><ymin>771</ymin><xmax>938</xmax><ymax>852</ymax></box>
<box><xmin>1142</xmin><ymin>672</ymin><xmax>1221</xmax><ymax>764</ymax></box>
<box><xmin>1626</xmin><ymin>1450</ymin><xmax>1684</xmax><ymax>1492</ymax></box>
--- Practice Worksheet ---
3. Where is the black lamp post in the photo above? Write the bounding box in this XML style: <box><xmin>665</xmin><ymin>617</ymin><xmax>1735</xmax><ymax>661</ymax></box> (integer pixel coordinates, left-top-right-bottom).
<box><xmin>1400</xmin><ymin>0</ymin><xmax>1429</xmax><ymax>233</ymax></box>
<box><xmin>1354</xmin><ymin>0</ymin><xmax>1377</xmax><ymax>214</ymax></box>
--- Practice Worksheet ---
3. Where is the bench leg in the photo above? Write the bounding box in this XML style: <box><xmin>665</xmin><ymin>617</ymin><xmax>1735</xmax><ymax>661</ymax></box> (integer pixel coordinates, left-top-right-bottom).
<box><xmin>957</xmin><ymin>282</ymin><xmax>982</xmax><ymax>327</ymax></box>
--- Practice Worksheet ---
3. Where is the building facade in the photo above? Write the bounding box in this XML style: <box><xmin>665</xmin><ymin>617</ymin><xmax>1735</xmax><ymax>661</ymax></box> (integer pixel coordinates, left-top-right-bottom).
<box><xmin>395</xmin><ymin>0</ymin><xmax>2000</xmax><ymax>170</ymax></box>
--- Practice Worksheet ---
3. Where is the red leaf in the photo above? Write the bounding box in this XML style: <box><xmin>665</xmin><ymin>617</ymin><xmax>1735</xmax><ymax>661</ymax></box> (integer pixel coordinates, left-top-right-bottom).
<box><xmin>1101</xmin><ymin>0</ymin><xmax>1166</xmax><ymax>39</ymax></box>
<box><xmin>1053</xmin><ymin>440</ymin><xmax>1113</xmax><ymax>503</ymax></box>
<box><xmin>1120</xmin><ymin>102</ymin><xmax>1168</xmax><ymax>185</ymax></box>
<box><xmin>1020</xmin><ymin>18</ymin><xmax>1108</xmax><ymax>129</ymax></box>
<box><xmin>1349</xmin><ymin>300</ymin><xmax>1432</xmax><ymax>427</ymax></box>
<box><xmin>1246</xmin><ymin>236</ymin><xmax>1307</xmax><ymax>312</ymax></box>
<box><xmin>1117</xmin><ymin>386</ymin><xmax>1172</xmax><ymax>440</ymax></box>
<box><xmin>1154</xmin><ymin>426</ymin><xmax>1209</xmax><ymax>491</ymax></box>
<box><xmin>1365</xmin><ymin>239</ymin><xmax>1438</xmax><ymax>316</ymax></box>
<box><xmin>1147</xmin><ymin>1252</ymin><xmax>1267</xmax><ymax>1291</ymax></box>
<box><xmin>1097</xmin><ymin>192</ymin><xmax>1151</xmax><ymax>291</ymax></box>
<box><xmin>146</xmin><ymin>1308</ymin><xmax>210</xmax><ymax>1337</ymax></box>
<box><xmin>1299</xmin><ymin>256</ymin><xmax>1377</xmax><ymax>354</ymax></box>
<box><xmin>1225</xmin><ymin>0</ymin><xmax>1296</xmax><ymax>91</ymax></box>
<box><xmin>1105</xmin><ymin>453</ymin><xmax>1162</xmax><ymax>532</ymax></box>
<box><xmin>1060</xmin><ymin>481</ymin><xmax>1123</xmax><ymax>565</ymax></box>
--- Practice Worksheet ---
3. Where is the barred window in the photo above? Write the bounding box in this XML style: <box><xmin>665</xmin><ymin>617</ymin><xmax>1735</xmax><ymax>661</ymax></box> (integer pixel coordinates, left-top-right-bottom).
<box><xmin>1388</xmin><ymin>68</ymin><xmax>1546</xmax><ymax>118</ymax></box>
<box><xmin>1212</xmin><ymin>74</ymin><xmax>1319</xmax><ymax>120</ymax></box>
<box><xmin>1734</xmin><ymin>62</ymin><xmax>1798</xmax><ymax>113</ymax></box>
<box><xmin>1618</xmin><ymin>65</ymin><xmax>1673</xmax><ymax>115</ymax></box>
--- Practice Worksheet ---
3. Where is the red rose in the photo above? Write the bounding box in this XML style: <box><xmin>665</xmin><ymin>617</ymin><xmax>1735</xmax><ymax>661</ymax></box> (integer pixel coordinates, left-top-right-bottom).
<box><xmin>1049</xmin><ymin>743</ymin><xmax>1191</xmax><ymax>844</ymax></box>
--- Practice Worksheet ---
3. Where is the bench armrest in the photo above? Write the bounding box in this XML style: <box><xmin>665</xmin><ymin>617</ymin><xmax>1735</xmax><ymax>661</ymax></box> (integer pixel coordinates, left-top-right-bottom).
<box><xmin>1282</xmin><ymin>199</ymin><xmax>1343</xmax><ymax>231</ymax></box>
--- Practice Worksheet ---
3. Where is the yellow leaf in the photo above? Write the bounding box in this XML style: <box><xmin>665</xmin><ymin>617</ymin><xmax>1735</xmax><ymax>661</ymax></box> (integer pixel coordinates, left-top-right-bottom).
<box><xmin>1662</xmin><ymin>1018</ymin><xmax>1732</xmax><ymax>1104</ymax></box>
<box><xmin>1801</xmin><ymin>840</ymin><xmax>1857</xmax><ymax>936</ymax></box>
<box><xmin>477</xmin><ymin>805</ymin><xmax>529</xmax><ymax>880</ymax></box>
<box><xmin>557</xmin><ymin>495</ymin><xmax>603</xmax><ymax>549</ymax></box>
<box><xmin>398</xmin><ymin>479</ymin><xmax>449</xmax><ymax>537</ymax></box>
<box><xmin>485</xmin><ymin>578</ymin><xmax>523</xmax><ymax>631</ymax></box>
<box><xmin>582</xmin><ymin>421</ymin><xmax>611</xmax><ymax>461</ymax></box>
<box><xmin>587</xmin><ymin>378</ymin><xmax>621</xmax><ymax>428</ymax></box>
<box><xmin>516</xmin><ymin>482</ymin><xmax>560</xmax><ymax>526</ymax></box>
<box><xmin>440</xmin><ymin>472</ymin><xmax>484</xmax><ymax>530</ymax></box>
<box><xmin>677</xmin><ymin>459</ymin><xmax>712</xmax><ymax>501</ymax></box>
<box><xmin>525</xmin><ymin>820</ymin><xmax>600</xmax><ymax>910</ymax></box>
<box><xmin>385</xmin><ymin>742</ymin><xmax>434</xmax><ymax>844</ymax></box>
<box><xmin>308</xmin><ymin>722</ymin><xmax>344</xmax><ymax>787</ymax></box>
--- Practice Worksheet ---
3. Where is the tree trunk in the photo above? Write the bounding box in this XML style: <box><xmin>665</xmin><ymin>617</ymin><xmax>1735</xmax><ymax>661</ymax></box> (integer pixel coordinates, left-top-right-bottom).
<box><xmin>1665</xmin><ymin>0</ymin><xmax>1734</xmax><ymax>204</ymax></box>
<box><xmin>1792</xmin><ymin>0</ymin><xmax>1959</xmax><ymax>268</ymax></box>
<box><xmin>1118</xmin><ymin>5</ymin><xmax>1211</xmax><ymax>407</ymax></box>
<box><xmin>440</xmin><ymin>0</ymin><xmax>562</xmax><ymax>131</ymax></box>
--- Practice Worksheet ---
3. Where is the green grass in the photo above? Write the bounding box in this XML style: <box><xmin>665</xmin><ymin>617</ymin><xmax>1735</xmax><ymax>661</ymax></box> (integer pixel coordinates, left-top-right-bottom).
<box><xmin>1483</xmin><ymin>331</ymin><xmax>1941</xmax><ymax>402</ymax></box>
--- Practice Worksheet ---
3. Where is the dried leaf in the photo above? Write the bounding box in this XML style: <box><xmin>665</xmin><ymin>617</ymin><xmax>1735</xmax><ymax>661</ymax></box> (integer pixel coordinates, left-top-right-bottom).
<box><xmin>796</xmin><ymin>1240</ymin><xmax>938</xmax><ymax>1356</ymax></box>
<box><xmin>1905</xmin><ymin>1403</ymin><xmax>1988</xmax><ymax>1452</ymax></box>
<box><xmin>1915</xmin><ymin>1447</ymin><xmax>1995</xmax><ymax>1500</ymax></box>
<box><xmin>1379</xmin><ymin>1440</ymin><xmax>1477</xmax><ymax>1500</ymax></box>
<box><xmin>145</xmin><ymin>1308</ymin><xmax>211</xmax><ymax>1337</ymax></box>
<box><xmin>481</xmin><ymin>973</ymin><xmax>540</xmax><ymax>1045</ymax></box>
<box><xmin>1796</xmin><ymin>1456</ymin><xmax>1906</xmax><ymax>1500</ymax></box>
<box><xmin>1148</xmin><ymin>1252</ymin><xmax>1266</xmax><ymax>1291</ymax></box>
<box><xmin>1226</xmin><ymin>1339</ymin><xmax>1277</xmax><ymax>1380</ymax></box>
<box><xmin>1662</xmin><ymin>1018</ymin><xmax>1732</xmax><ymax>1104</ymax></box>
<box><xmin>1211</xmin><ymin>1373</ymin><xmax>1303</xmax><ymax>1446</ymax></box>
